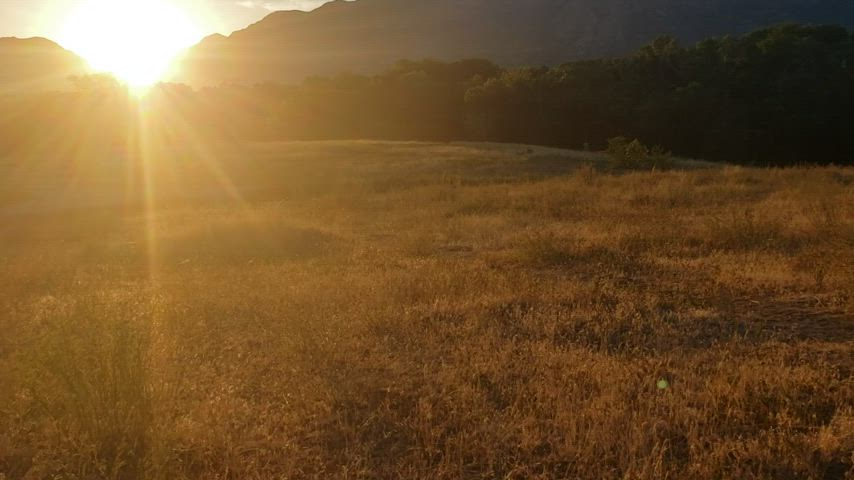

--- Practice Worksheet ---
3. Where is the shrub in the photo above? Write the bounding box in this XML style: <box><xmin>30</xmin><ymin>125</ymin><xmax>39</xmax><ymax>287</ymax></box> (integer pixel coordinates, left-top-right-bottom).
<box><xmin>607</xmin><ymin>136</ymin><xmax>674</xmax><ymax>170</ymax></box>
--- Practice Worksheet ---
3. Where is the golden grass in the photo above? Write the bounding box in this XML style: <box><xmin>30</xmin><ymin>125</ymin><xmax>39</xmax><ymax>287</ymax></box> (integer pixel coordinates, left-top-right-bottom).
<box><xmin>0</xmin><ymin>142</ymin><xmax>852</xmax><ymax>479</ymax></box>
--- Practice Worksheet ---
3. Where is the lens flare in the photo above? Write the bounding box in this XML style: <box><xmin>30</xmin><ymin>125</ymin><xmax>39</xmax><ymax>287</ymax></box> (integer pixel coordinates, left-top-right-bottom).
<box><xmin>59</xmin><ymin>0</ymin><xmax>202</xmax><ymax>87</ymax></box>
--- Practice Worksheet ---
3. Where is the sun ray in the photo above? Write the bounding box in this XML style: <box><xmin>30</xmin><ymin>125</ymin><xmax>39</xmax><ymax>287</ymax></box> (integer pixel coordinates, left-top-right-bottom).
<box><xmin>135</xmin><ymin>98</ymin><xmax>161</xmax><ymax>281</ymax></box>
<box><xmin>149</xmin><ymin>87</ymin><xmax>249</xmax><ymax>207</ymax></box>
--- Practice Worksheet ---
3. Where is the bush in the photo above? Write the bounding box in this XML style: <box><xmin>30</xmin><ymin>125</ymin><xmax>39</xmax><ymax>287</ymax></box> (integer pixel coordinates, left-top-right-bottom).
<box><xmin>607</xmin><ymin>136</ymin><xmax>674</xmax><ymax>170</ymax></box>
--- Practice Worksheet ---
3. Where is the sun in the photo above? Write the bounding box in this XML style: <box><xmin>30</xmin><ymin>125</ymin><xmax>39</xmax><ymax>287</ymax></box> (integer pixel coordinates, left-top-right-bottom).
<box><xmin>59</xmin><ymin>0</ymin><xmax>203</xmax><ymax>87</ymax></box>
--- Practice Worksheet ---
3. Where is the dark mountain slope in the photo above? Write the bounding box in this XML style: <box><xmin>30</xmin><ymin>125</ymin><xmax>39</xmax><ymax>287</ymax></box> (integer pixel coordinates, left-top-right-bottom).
<box><xmin>0</xmin><ymin>37</ymin><xmax>89</xmax><ymax>93</ymax></box>
<box><xmin>175</xmin><ymin>0</ymin><xmax>854</xmax><ymax>85</ymax></box>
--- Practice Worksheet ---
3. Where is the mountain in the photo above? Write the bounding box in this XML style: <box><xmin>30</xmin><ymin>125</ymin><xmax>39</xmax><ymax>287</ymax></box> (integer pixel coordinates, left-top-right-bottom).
<box><xmin>175</xmin><ymin>0</ymin><xmax>854</xmax><ymax>86</ymax></box>
<box><xmin>0</xmin><ymin>37</ymin><xmax>89</xmax><ymax>93</ymax></box>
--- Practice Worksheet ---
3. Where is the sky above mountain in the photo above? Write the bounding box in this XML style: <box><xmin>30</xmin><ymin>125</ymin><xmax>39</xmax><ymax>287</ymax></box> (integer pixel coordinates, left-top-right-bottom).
<box><xmin>0</xmin><ymin>0</ymin><xmax>341</xmax><ymax>40</ymax></box>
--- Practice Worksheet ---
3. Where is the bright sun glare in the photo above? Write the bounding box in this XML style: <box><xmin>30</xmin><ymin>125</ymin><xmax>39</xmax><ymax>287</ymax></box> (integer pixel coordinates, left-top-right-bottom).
<box><xmin>60</xmin><ymin>0</ymin><xmax>202</xmax><ymax>87</ymax></box>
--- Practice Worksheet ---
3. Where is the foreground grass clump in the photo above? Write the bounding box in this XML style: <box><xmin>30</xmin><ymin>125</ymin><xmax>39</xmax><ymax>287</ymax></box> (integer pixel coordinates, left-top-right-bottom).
<box><xmin>1</xmin><ymin>141</ymin><xmax>853</xmax><ymax>479</ymax></box>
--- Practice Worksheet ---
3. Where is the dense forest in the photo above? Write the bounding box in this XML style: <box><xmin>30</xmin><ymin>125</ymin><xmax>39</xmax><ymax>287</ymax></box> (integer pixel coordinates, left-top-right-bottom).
<box><xmin>2</xmin><ymin>24</ymin><xmax>852</xmax><ymax>166</ymax></box>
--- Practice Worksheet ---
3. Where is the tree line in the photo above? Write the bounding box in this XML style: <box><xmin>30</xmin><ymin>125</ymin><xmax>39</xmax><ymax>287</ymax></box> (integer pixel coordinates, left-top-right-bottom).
<box><xmin>2</xmin><ymin>23</ymin><xmax>852</xmax><ymax>166</ymax></box>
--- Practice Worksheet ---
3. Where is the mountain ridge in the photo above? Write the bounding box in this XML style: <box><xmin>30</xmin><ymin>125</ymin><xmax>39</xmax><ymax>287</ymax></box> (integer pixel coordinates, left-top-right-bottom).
<box><xmin>0</xmin><ymin>36</ymin><xmax>89</xmax><ymax>93</ymax></box>
<box><xmin>174</xmin><ymin>0</ymin><xmax>854</xmax><ymax>86</ymax></box>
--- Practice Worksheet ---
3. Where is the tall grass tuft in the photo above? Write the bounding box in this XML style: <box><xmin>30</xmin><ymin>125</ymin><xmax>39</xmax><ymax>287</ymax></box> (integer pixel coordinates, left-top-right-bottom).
<box><xmin>23</xmin><ymin>295</ymin><xmax>154</xmax><ymax>480</ymax></box>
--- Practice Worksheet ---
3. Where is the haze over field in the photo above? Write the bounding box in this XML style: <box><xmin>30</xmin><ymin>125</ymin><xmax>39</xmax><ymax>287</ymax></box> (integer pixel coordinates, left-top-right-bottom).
<box><xmin>0</xmin><ymin>1</ymin><xmax>853</xmax><ymax>479</ymax></box>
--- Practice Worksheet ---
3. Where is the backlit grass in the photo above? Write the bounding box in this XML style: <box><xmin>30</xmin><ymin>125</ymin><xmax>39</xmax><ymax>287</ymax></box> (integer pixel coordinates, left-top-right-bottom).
<box><xmin>1</xmin><ymin>142</ymin><xmax>852</xmax><ymax>479</ymax></box>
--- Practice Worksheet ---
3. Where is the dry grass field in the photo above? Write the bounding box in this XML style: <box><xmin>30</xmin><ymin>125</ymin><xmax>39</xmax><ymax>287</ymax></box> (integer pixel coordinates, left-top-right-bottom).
<box><xmin>1</xmin><ymin>141</ymin><xmax>853</xmax><ymax>479</ymax></box>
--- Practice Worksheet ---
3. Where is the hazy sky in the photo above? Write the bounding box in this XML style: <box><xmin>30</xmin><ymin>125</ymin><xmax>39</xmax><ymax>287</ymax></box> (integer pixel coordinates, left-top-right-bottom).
<box><xmin>0</xmin><ymin>0</ymin><xmax>339</xmax><ymax>41</ymax></box>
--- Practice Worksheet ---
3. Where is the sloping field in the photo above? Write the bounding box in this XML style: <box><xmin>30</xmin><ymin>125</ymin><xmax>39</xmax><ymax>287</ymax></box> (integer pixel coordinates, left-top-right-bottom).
<box><xmin>1</xmin><ymin>142</ymin><xmax>852</xmax><ymax>479</ymax></box>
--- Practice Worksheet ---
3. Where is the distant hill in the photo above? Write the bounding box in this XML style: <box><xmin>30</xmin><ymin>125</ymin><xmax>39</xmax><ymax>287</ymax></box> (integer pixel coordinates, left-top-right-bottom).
<box><xmin>0</xmin><ymin>37</ymin><xmax>89</xmax><ymax>93</ymax></box>
<box><xmin>174</xmin><ymin>0</ymin><xmax>854</xmax><ymax>85</ymax></box>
